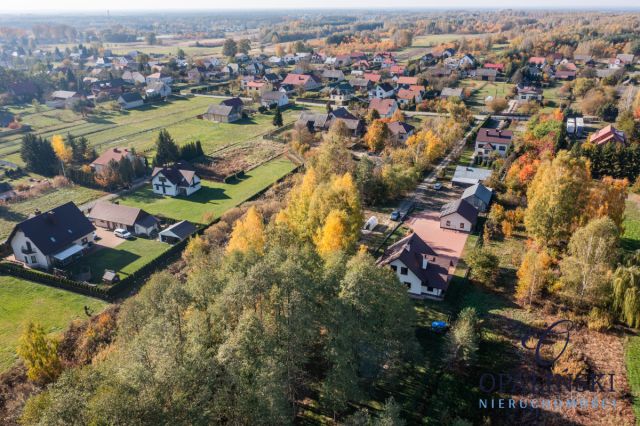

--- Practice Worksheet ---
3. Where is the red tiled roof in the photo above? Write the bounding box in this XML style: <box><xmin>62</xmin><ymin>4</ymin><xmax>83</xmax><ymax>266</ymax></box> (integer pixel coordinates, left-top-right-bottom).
<box><xmin>91</xmin><ymin>147</ymin><xmax>133</xmax><ymax>167</ymax></box>
<box><xmin>397</xmin><ymin>76</ymin><xmax>418</xmax><ymax>85</ymax></box>
<box><xmin>475</xmin><ymin>128</ymin><xmax>513</xmax><ymax>145</ymax></box>
<box><xmin>589</xmin><ymin>125</ymin><xmax>626</xmax><ymax>145</ymax></box>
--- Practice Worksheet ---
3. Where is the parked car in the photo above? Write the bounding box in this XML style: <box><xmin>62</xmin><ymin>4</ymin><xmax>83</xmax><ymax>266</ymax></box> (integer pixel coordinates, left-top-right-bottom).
<box><xmin>114</xmin><ymin>228</ymin><xmax>133</xmax><ymax>239</ymax></box>
<box><xmin>433</xmin><ymin>182</ymin><xmax>443</xmax><ymax>190</ymax></box>
<box><xmin>431</xmin><ymin>321</ymin><xmax>449</xmax><ymax>334</ymax></box>
<box><xmin>390</xmin><ymin>210</ymin><xmax>401</xmax><ymax>221</ymax></box>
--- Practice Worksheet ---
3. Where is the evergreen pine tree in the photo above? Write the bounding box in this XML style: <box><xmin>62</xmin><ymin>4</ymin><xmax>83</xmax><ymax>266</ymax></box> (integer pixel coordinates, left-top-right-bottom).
<box><xmin>273</xmin><ymin>107</ymin><xmax>283</xmax><ymax>127</ymax></box>
<box><xmin>153</xmin><ymin>129</ymin><xmax>179</xmax><ymax>166</ymax></box>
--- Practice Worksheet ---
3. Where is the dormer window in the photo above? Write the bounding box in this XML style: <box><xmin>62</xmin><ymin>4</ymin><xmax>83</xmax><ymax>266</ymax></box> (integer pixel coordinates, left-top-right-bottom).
<box><xmin>50</xmin><ymin>237</ymin><xmax>56</xmax><ymax>242</ymax></box>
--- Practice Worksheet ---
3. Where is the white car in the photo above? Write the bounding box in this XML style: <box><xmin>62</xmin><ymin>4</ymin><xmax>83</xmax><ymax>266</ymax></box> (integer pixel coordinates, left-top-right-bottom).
<box><xmin>433</xmin><ymin>182</ymin><xmax>443</xmax><ymax>190</ymax></box>
<box><xmin>114</xmin><ymin>228</ymin><xmax>133</xmax><ymax>239</ymax></box>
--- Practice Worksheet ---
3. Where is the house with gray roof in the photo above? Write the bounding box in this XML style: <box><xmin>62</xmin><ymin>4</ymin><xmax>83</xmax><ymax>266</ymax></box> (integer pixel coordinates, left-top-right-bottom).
<box><xmin>159</xmin><ymin>220</ymin><xmax>198</xmax><ymax>244</ymax></box>
<box><xmin>7</xmin><ymin>202</ymin><xmax>96</xmax><ymax>270</ymax></box>
<box><xmin>439</xmin><ymin>199</ymin><xmax>478</xmax><ymax>232</ymax></box>
<box><xmin>461</xmin><ymin>183</ymin><xmax>493</xmax><ymax>212</ymax></box>
<box><xmin>452</xmin><ymin>166</ymin><xmax>493</xmax><ymax>187</ymax></box>
<box><xmin>88</xmin><ymin>201</ymin><xmax>159</xmax><ymax>237</ymax></box>
<box><xmin>377</xmin><ymin>232</ymin><xmax>452</xmax><ymax>299</ymax></box>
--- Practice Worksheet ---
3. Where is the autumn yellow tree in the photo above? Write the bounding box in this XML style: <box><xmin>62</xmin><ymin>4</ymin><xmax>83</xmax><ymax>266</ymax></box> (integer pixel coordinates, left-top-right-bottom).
<box><xmin>364</xmin><ymin>120</ymin><xmax>389</xmax><ymax>152</ymax></box>
<box><xmin>17</xmin><ymin>322</ymin><xmax>62</xmax><ymax>384</ymax></box>
<box><xmin>276</xmin><ymin>168</ymin><xmax>319</xmax><ymax>240</ymax></box>
<box><xmin>516</xmin><ymin>248</ymin><xmax>552</xmax><ymax>307</ymax></box>
<box><xmin>51</xmin><ymin>134</ymin><xmax>72</xmax><ymax>164</ymax></box>
<box><xmin>314</xmin><ymin>209</ymin><xmax>350</xmax><ymax>257</ymax></box>
<box><xmin>585</xmin><ymin>176</ymin><xmax>628</xmax><ymax>231</ymax></box>
<box><xmin>227</xmin><ymin>206</ymin><xmax>266</xmax><ymax>254</ymax></box>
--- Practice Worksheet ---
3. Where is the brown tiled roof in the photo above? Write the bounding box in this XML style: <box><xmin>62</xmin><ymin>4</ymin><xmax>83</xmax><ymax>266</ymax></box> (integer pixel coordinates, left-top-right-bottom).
<box><xmin>88</xmin><ymin>201</ymin><xmax>157</xmax><ymax>227</ymax></box>
<box><xmin>475</xmin><ymin>128</ymin><xmax>513</xmax><ymax>145</ymax></box>
<box><xmin>91</xmin><ymin>147</ymin><xmax>133</xmax><ymax>167</ymax></box>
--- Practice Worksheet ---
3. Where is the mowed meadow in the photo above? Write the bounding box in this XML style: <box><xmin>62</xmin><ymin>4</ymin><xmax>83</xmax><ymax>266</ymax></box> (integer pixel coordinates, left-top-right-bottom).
<box><xmin>0</xmin><ymin>97</ymin><xmax>302</xmax><ymax>166</ymax></box>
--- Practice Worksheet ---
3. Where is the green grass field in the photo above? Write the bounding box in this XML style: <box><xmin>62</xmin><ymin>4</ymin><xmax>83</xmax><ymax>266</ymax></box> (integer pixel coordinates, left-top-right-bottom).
<box><xmin>118</xmin><ymin>157</ymin><xmax>297</xmax><ymax>224</ymax></box>
<box><xmin>625</xmin><ymin>336</ymin><xmax>640</xmax><ymax>424</ymax></box>
<box><xmin>0</xmin><ymin>98</ymin><xmax>301</xmax><ymax>165</ymax></box>
<box><xmin>462</xmin><ymin>80</ymin><xmax>514</xmax><ymax>111</ymax></box>
<box><xmin>0</xmin><ymin>184</ymin><xmax>105</xmax><ymax>241</ymax></box>
<box><xmin>69</xmin><ymin>238</ymin><xmax>169</xmax><ymax>284</ymax></box>
<box><xmin>0</xmin><ymin>275</ymin><xmax>108</xmax><ymax>371</ymax></box>
<box><xmin>623</xmin><ymin>199</ymin><xmax>640</xmax><ymax>252</ymax></box>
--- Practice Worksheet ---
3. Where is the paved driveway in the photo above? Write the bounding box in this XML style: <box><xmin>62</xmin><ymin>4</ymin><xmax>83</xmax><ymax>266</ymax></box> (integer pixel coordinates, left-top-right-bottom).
<box><xmin>93</xmin><ymin>227</ymin><xmax>126</xmax><ymax>250</ymax></box>
<box><xmin>405</xmin><ymin>211</ymin><xmax>470</xmax><ymax>270</ymax></box>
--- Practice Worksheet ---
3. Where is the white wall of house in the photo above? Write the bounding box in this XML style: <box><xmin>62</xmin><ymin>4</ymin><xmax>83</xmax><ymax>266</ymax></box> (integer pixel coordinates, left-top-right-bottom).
<box><xmin>389</xmin><ymin>259</ymin><xmax>422</xmax><ymax>295</ymax></box>
<box><xmin>11</xmin><ymin>230</ymin><xmax>50</xmax><ymax>269</ymax></box>
<box><xmin>152</xmin><ymin>173</ymin><xmax>179</xmax><ymax>196</ymax></box>
<box><xmin>134</xmin><ymin>223</ymin><xmax>159</xmax><ymax>236</ymax></box>
<box><xmin>440</xmin><ymin>213</ymin><xmax>472</xmax><ymax>232</ymax></box>
<box><xmin>10</xmin><ymin>230</ymin><xmax>94</xmax><ymax>270</ymax></box>
<box><xmin>184</xmin><ymin>176</ymin><xmax>201</xmax><ymax>196</ymax></box>
<box><xmin>474</xmin><ymin>142</ymin><xmax>510</xmax><ymax>158</ymax></box>
<box><xmin>119</xmin><ymin>98</ymin><xmax>144</xmax><ymax>110</ymax></box>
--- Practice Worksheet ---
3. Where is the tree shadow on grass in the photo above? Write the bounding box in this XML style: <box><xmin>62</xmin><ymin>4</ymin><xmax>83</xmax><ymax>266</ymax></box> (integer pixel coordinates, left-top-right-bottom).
<box><xmin>71</xmin><ymin>247</ymin><xmax>141</xmax><ymax>283</ymax></box>
<box><xmin>0</xmin><ymin>207</ymin><xmax>26</xmax><ymax>223</ymax></box>
<box><xmin>176</xmin><ymin>186</ymin><xmax>231</xmax><ymax>204</ymax></box>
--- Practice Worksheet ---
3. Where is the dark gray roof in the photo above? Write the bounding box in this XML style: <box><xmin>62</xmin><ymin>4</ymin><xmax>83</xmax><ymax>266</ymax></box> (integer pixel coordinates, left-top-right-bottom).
<box><xmin>387</xmin><ymin>121</ymin><xmax>415</xmax><ymax>135</ymax></box>
<box><xmin>152</xmin><ymin>164</ymin><xmax>198</xmax><ymax>186</ymax></box>
<box><xmin>119</xmin><ymin>92</ymin><xmax>143</xmax><ymax>103</ymax></box>
<box><xmin>206</xmin><ymin>104</ymin><xmax>234</xmax><ymax>116</ymax></box>
<box><xmin>377</xmin><ymin>82</ymin><xmax>394</xmax><ymax>92</ymax></box>
<box><xmin>160</xmin><ymin>220</ymin><xmax>197</xmax><ymax>240</ymax></box>
<box><xmin>220</xmin><ymin>97</ymin><xmax>244</xmax><ymax>108</ymax></box>
<box><xmin>377</xmin><ymin>233</ymin><xmax>450</xmax><ymax>290</ymax></box>
<box><xmin>440</xmin><ymin>199</ymin><xmax>479</xmax><ymax>224</ymax></box>
<box><xmin>461</xmin><ymin>183</ymin><xmax>493</xmax><ymax>205</ymax></box>
<box><xmin>8</xmin><ymin>202</ymin><xmax>95</xmax><ymax>255</ymax></box>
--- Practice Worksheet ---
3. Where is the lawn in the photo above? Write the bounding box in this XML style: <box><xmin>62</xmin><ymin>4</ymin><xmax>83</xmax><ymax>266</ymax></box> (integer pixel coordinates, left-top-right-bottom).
<box><xmin>118</xmin><ymin>157</ymin><xmax>297</xmax><ymax>224</ymax></box>
<box><xmin>462</xmin><ymin>80</ymin><xmax>514</xmax><ymax>112</ymax></box>
<box><xmin>0</xmin><ymin>184</ymin><xmax>105</xmax><ymax>241</ymax></box>
<box><xmin>623</xmin><ymin>198</ymin><xmax>640</xmax><ymax>252</ymax></box>
<box><xmin>69</xmin><ymin>238</ymin><xmax>169</xmax><ymax>284</ymax></box>
<box><xmin>0</xmin><ymin>275</ymin><xmax>108</xmax><ymax>372</ymax></box>
<box><xmin>0</xmin><ymin>98</ymin><xmax>302</xmax><ymax>164</ymax></box>
<box><xmin>625</xmin><ymin>336</ymin><xmax>640</xmax><ymax>424</ymax></box>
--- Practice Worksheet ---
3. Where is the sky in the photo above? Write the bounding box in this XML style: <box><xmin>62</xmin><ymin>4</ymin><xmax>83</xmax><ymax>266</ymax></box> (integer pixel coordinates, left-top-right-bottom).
<box><xmin>0</xmin><ymin>0</ymin><xmax>639</xmax><ymax>13</ymax></box>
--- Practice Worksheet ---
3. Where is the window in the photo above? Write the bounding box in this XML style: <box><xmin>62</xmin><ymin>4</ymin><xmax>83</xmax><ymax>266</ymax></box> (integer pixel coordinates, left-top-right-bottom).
<box><xmin>404</xmin><ymin>282</ymin><xmax>411</xmax><ymax>289</ymax></box>
<box><xmin>460</xmin><ymin>223</ymin><xmax>465</xmax><ymax>229</ymax></box>
<box><xmin>400</xmin><ymin>267</ymin><xmax>408</xmax><ymax>275</ymax></box>
<box><xmin>24</xmin><ymin>256</ymin><xmax>29</xmax><ymax>264</ymax></box>
<box><xmin>82</xmin><ymin>237</ymin><xmax>88</xmax><ymax>244</ymax></box>
<box><xmin>446</xmin><ymin>220</ymin><xmax>451</xmax><ymax>227</ymax></box>
<box><xmin>499</xmin><ymin>146</ymin><xmax>506</xmax><ymax>151</ymax></box>
<box><xmin>427</xmin><ymin>286</ymin><xmax>434</xmax><ymax>292</ymax></box>
<box><xmin>391</xmin><ymin>265</ymin><xmax>397</xmax><ymax>272</ymax></box>
<box><xmin>31</xmin><ymin>256</ymin><xmax>36</xmax><ymax>263</ymax></box>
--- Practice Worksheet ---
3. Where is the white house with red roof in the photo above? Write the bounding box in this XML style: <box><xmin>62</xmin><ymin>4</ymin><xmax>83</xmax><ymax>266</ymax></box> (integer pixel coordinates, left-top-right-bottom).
<box><xmin>474</xmin><ymin>128</ymin><xmax>513</xmax><ymax>158</ymax></box>
<box><xmin>588</xmin><ymin>125</ymin><xmax>626</xmax><ymax>146</ymax></box>
<box><xmin>369</xmin><ymin>98</ymin><xmax>398</xmax><ymax>118</ymax></box>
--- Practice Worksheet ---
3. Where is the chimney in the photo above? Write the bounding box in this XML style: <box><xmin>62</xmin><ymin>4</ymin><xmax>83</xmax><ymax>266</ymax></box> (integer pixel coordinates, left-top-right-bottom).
<box><xmin>114</xmin><ymin>147</ymin><xmax>120</xmax><ymax>153</ymax></box>
<box><xmin>34</xmin><ymin>209</ymin><xmax>41</xmax><ymax>216</ymax></box>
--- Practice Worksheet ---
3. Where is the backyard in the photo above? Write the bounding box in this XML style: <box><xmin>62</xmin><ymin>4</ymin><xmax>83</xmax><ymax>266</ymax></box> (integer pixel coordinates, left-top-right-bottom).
<box><xmin>0</xmin><ymin>275</ymin><xmax>108</xmax><ymax>371</ymax></box>
<box><xmin>118</xmin><ymin>156</ymin><xmax>297</xmax><ymax>224</ymax></box>
<box><xmin>69</xmin><ymin>238</ymin><xmax>169</xmax><ymax>284</ymax></box>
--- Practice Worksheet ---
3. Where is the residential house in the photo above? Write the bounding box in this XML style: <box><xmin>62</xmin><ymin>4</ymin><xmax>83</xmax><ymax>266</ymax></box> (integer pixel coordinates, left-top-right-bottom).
<box><xmin>329</xmin><ymin>82</ymin><xmax>355</xmax><ymax>105</ymax></box>
<box><xmin>7</xmin><ymin>202</ymin><xmax>96</xmax><ymax>270</ymax></box>
<box><xmin>282</xmin><ymin>73</ymin><xmax>322</xmax><ymax>91</ymax></box>
<box><xmin>474</xmin><ymin>128</ymin><xmax>513</xmax><ymax>158</ymax></box>
<box><xmin>387</xmin><ymin>121</ymin><xmax>415</xmax><ymax>144</ymax></box>
<box><xmin>145</xmin><ymin>81</ymin><xmax>172</xmax><ymax>100</ymax></box>
<box><xmin>458</xmin><ymin>54</ymin><xmax>476</xmax><ymax>68</ymax></box>
<box><xmin>88</xmin><ymin>201</ymin><xmax>159</xmax><ymax>237</ymax></box>
<box><xmin>122</xmin><ymin>71</ymin><xmax>146</xmax><ymax>85</ymax></box>
<box><xmin>396</xmin><ymin>76</ymin><xmax>419</xmax><ymax>86</ymax></box>
<box><xmin>452</xmin><ymin>166</ymin><xmax>493</xmax><ymax>187</ymax></box>
<box><xmin>483</xmin><ymin>63</ymin><xmax>504</xmax><ymax>73</ymax></box>
<box><xmin>117</xmin><ymin>92</ymin><xmax>144</xmax><ymax>110</ymax></box>
<box><xmin>440</xmin><ymin>199</ymin><xmax>478</xmax><ymax>232</ymax></box>
<box><xmin>396</xmin><ymin>88</ymin><xmax>422</xmax><ymax>106</ymax></box>
<box><xmin>368</xmin><ymin>98</ymin><xmax>398</xmax><ymax>118</ymax></box>
<box><xmin>471</xmin><ymin>68</ymin><xmax>497</xmax><ymax>82</ymax></box>
<box><xmin>296</xmin><ymin>107</ymin><xmax>364</xmax><ymax>137</ymax></box>
<box><xmin>461</xmin><ymin>183</ymin><xmax>492</xmax><ymax>212</ymax></box>
<box><xmin>363</xmin><ymin>73</ymin><xmax>382</xmax><ymax>84</ymax></box>
<box><xmin>159</xmin><ymin>220</ymin><xmax>197</xmax><ymax>244</ymax></box>
<box><xmin>439</xmin><ymin>87</ymin><xmax>464</xmax><ymax>100</ymax></box>
<box><xmin>151</xmin><ymin>163</ymin><xmax>201</xmax><ymax>197</ymax></box>
<box><xmin>247</xmin><ymin>80</ymin><xmax>270</xmax><ymax>97</ymax></box>
<box><xmin>516</xmin><ymin>85</ymin><xmax>543</xmax><ymax>102</ymax></box>
<box><xmin>377</xmin><ymin>232</ymin><xmax>452</xmax><ymax>299</ymax></box>
<box><xmin>528</xmin><ymin>57</ymin><xmax>547</xmax><ymax>67</ymax></box>
<box><xmin>616</xmin><ymin>53</ymin><xmax>635</xmax><ymax>65</ymax></box>
<box><xmin>46</xmin><ymin>91</ymin><xmax>82</xmax><ymax>109</ymax></box>
<box><xmin>90</xmin><ymin>147</ymin><xmax>136</xmax><ymax>173</ymax></box>
<box><xmin>588</xmin><ymin>124</ymin><xmax>626</xmax><ymax>145</ymax></box>
<box><xmin>350</xmin><ymin>78</ymin><xmax>372</xmax><ymax>93</ymax></box>
<box><xmin>146</xmin><ymin>72</ymin><xmax>173</xmax><ymax>85</ymax></box>
<box><xmin>371</xmin><ymin>82</ymin><xmax>395</xmax><ymax>99</ymax></box>
<box><xmin>322</xmin><ymin>69</ymin><xmax>345</xmax><ymax>83</ymax></box>
<box><xmin>261</xmin><ymin>91</ymin><xmax>289</xmax><ymax>108</ymax></box>
<box><xmin>554</xmin><ymin>70</ymin><xmax>576</xmax><ymax>80</ymax></box>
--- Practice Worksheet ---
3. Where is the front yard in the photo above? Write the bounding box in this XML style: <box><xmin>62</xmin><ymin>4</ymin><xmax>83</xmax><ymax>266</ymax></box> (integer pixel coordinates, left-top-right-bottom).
<box><xmin>0</xmin><ymin>275</ymin><xmax>108</xmax><ymax>371</ymax></box>
<box><xmin>68</xmin><ymin>238</ymin><xmax>169</xmax><ymax>284</ymax></box>
<box><xmin>117</xmin><ymin>157</ymin><xmax>297</xmax><ymax>224</ymax></box>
